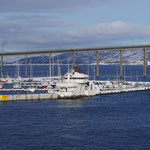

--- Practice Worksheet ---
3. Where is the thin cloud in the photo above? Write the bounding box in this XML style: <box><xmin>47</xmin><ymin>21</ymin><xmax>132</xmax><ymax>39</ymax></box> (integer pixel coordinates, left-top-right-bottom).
<box><xmin>66</xmin><ymin>21</ymin><xmax>150</xmax><ymax>41</ymax></box>
<box><xmin>0</xmin><ymin>0</ymin><xmax>121</xmax><ymax>12</ymax></box>
<box><xmin>1</xmin><ymin>20</ymin><xmax>150</xmax><ymax>52</ymax></box>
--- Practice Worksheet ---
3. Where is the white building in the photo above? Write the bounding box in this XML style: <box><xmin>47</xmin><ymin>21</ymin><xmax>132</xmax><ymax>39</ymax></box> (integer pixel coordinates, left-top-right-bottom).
<box><xmin>56</xmin><ymin>66</ymin><xmax>89</xmax><ymax>98</ymax></box>
<box><xmin>56</xmin><ymin>66</ymin><xmax>101</xmax><ymax>98</ymax></box>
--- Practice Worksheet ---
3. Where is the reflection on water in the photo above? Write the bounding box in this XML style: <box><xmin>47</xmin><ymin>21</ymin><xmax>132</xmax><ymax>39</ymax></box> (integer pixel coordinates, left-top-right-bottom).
<box><xmin>56</xmin><ymin>98</ymin><xmax>87</xmax><ymax>108</ymax></box>
<box><xmin>0</xmin><ymin>101</ymin><xmax>8</xmax><ymax>105</ymax></box>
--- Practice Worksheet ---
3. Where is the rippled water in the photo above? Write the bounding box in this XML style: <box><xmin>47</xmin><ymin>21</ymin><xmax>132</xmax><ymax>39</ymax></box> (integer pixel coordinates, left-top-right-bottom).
<box><xmin>1</xmin><ymin>91</ymin><xmax>150</xmax><ymax>150</ymax></box>
<box><xmin>1</xmin><ymin>65</ymin><xmax>150</xmax><ymax>149</ymax></box>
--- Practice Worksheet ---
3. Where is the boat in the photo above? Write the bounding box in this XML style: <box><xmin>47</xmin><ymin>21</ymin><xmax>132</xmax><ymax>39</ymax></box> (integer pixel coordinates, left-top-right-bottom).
<box><xmin>56</xmin><ymin>66</ymin><xmax>89</xmax><ymax>98</ymax></box>
<box><xmin>41</xmin><ymin>81</ymin><xmax>48</xmax><ymax>88</ymax></box>
<box><xmin>27</xmin><ymin>87</ymin><xmax>36</xmax><ymax>92</ymax></box>
<box><xmin>13</xmin><ymin>82</ymin><xmax>22</xmax><ymax>89</ymax></box>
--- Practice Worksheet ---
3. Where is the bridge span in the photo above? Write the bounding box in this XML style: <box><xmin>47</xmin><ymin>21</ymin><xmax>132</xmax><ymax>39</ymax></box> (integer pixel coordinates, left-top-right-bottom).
<box><xmin>0</xmin><ymin>44</ymin><xmax>149</xmax><ymax>78</ymax></box>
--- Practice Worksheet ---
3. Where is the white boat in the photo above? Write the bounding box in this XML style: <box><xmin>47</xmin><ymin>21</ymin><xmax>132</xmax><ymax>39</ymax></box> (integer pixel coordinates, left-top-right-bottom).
<box><xmin>27</xmin><ymin>87</ymin><xmax>36</xmax><ymax>92</ymax></box>
<box><xmin>56</xmin><ymin>66</ymin><xmax>89</xmax><ymax>98</ymax></box>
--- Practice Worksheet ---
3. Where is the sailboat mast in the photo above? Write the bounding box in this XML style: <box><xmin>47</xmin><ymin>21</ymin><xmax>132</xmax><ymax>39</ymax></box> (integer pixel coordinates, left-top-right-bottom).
<box><xmin>30</xmin><ymin>57</ymin><xmax>32</xmax><ymax>79</ymax></box>
<box><xmin>17</xmin><ymin>60</ymin><xmax>19</xmax><ymax>78</ymax></box>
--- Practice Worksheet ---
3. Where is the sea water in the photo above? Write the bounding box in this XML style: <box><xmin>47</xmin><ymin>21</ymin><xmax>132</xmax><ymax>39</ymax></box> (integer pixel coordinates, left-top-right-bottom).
<box><xmin>0</xmin><ymin>65</ymin><xmax>150</xmax><ymax>150</ymax></box>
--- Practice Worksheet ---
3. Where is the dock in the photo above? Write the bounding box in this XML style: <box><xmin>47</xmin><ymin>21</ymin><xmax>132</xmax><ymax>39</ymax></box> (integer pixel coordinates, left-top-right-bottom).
<box><xmin>0</xmin><ymin>93</ymin><xmax>58</xmax><ymax>101</ymax></box>
<box><xmin>0</xmin><ymin>80</ymin><xmax>150</xmax><ymax>102</ymax></box>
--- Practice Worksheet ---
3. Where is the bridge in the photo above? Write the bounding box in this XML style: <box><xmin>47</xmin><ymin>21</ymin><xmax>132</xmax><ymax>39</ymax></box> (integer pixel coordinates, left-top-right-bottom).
<box><xmin>0</xmin><ymin>44</ymin><xmax>149</xmax><ymax>78</ymax></box>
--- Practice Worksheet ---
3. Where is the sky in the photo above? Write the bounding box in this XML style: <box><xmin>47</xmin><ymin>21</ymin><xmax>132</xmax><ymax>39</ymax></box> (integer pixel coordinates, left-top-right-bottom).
<box><xmin>1</xmin><ymin>0</ymin><xmax>150</xmax><ymax>52</ymax></box>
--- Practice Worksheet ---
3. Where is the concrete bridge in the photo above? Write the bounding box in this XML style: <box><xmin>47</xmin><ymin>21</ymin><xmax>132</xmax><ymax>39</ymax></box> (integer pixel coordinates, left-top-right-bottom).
<box><xmin>0</xmin><ymin>44</ymin><xmax>149</xmax><ymax>78</ymax></box>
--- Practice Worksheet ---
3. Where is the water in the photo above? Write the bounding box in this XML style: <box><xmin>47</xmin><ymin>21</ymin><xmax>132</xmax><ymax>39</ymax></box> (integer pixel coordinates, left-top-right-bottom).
<box><xmin>0</xmin><ymin>65</ymin><xmax>150</xmax><ymax>150</ymax></box>
<box><xmin>1</xmin><ymin>92</ymin><xmax>150</xmax><ymax>150</ymax></box>
<box><xmin>2</xmin><ymin>64</ymin><xmax>150</xmax><ymax>81</ymax></box>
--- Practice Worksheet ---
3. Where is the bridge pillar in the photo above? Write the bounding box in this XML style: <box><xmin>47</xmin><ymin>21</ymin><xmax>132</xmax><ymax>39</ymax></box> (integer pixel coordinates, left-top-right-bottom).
<box><xmin>144</xmin><ymin>48</ymin><xmax>147</xmax><ymax>77</ymax></box>
<box><xmin>73</xmin><ymin>52</ymin><xmax>76</xmax><ymax>67</ymax></box>
<box><xmin>49</xmin><ymin>54</ymin><xmax>51</xmax><ymax>78</ymax></box>
<box><xmin>25</xmin><ymin>55</ymin><xmax>28</xmax><ymax>77</ymax></box>
<box><xmin>120</xmin><ymin>50</ymin><xmax>123</xmax><ymax>78</ymax></box>
<box><xmin>96</xmin><ymin>51</ymin><xmax>99</xmax><ymax>78</ymax></box>
<box><xmin>1</xmin><ymin>56</ymin><xmax>3</xmax><ymax>79</ymax></box>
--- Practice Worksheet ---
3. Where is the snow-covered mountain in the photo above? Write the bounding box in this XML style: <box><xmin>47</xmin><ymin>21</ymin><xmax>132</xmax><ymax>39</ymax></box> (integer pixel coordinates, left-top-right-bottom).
<box><xmin>7</xmin><ymin>49</ymin><xmax>150</xmax><ymax>65</ymax></box>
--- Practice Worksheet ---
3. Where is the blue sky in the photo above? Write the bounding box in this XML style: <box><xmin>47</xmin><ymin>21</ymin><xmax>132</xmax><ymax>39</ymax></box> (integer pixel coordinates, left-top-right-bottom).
<box><xmin>0</xmin><ymin>0</ymin><xmax>150</xmax><ymax>52</ymax></box>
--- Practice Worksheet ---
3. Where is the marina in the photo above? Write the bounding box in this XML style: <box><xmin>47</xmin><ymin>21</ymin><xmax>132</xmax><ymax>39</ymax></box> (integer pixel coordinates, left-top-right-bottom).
<box><xmin>1</xmin><ymin>1</ymin><xmax>150</xmax><ymax>150</ymax></box>
<box><xmin>0</xmin><ymin>65</ymin><xmax>150</xmax><ymax>101</ymax></box>
<box><xmin>0</xmin><ymin>45</ymin><xmax>150</xmax><ymax>102</ymax></box>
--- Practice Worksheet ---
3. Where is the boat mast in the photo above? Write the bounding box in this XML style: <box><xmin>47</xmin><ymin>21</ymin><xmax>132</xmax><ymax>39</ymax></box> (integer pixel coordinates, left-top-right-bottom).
<box><xmin>68</xmin><ymin>58</ymin><xmax>70</xmax><ymax>72</ymax></box>
<box><xmin>30</xmin><ymin>57</ymin><xmax>32</xmax><ymax>79</ymax></box>
<box><xmin>17</xmin><ymin>60</ymin><xmax>20</xmax><ymax>78</ymax></box>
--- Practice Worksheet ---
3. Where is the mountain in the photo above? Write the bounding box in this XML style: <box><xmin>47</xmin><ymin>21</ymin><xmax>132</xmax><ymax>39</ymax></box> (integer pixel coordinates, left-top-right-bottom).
<box><xmin>6</xmin><ymin>49</ymin><xmax>150</xmax><ymax>65</ymax></box>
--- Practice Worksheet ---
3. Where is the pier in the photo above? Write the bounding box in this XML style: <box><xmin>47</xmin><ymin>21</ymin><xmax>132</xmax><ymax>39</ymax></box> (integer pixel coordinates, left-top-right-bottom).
<box><xmin>0</xmin><ymin>80</ymin><xmax>150</xmax><ymax>102</ymax></box>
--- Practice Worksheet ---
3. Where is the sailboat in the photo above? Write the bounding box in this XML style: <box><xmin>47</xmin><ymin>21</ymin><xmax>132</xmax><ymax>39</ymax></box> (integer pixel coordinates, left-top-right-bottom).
<box><xmin>13</xmin><ymin>60</ymin><xmax>22</xmax><ymax>89</ymax></box>
<box><xmin>14</xmin><ymin>60</ymin><xmax>22</xmax><ymax>82</ymax></box>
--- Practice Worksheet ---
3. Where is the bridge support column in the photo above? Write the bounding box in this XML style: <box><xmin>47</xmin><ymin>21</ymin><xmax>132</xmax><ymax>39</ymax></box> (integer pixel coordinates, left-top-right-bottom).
<box><xmin>73</xmin><ymin>52</ymin><xmax>76</xmax><ymax>67</ymax></box>
<box><xmin>1</xmin><ymin>56</ymin><xmax>3</xmax><ymax>79</ymax></box>
<box><xmin>25</xmin><ymin>55</ymin><xmax>28</xmax><ymax>77</ymax></box>
<box><xmin>144</xmin><ymin>48</ymin><xmax>147</xmax><ymax>77</ymax></box>
<box><xmin>96</xmin><ymin>51</ymin><xmax>99</xmax><ymax>78</ymax></box>
<box><xmin>49</xmin><ymin>54</ymin><xmax>51</xmax><ymax>78</ymax></box>
<box><xmin>120</xmin><ymin>50</ymin><xmax>123</xmax><ymax>78</ymax></box>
